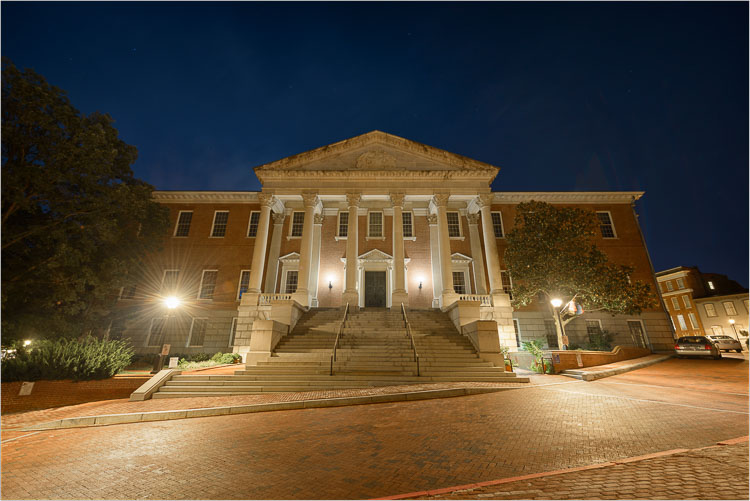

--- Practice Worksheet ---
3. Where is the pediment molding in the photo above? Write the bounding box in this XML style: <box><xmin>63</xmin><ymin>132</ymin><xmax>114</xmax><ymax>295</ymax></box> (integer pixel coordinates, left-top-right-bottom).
<box><xmin>358</xmin><ymin>249</ymin><xmax>393</xmax><ymax>262</ymax></box>
<box><xmin>279</xmin><ymin>252</ymin><xmax>300</xmax><ymax>263</ymax></box>
<box><xmin>451</xmin><ymin>252</ymin><xmax>473</xmax><ymax>264</ymax></box>
<box><xmin>492</xmin><ymin>192</ymin><xmax>645</xmax><ymax>204</ymax></box>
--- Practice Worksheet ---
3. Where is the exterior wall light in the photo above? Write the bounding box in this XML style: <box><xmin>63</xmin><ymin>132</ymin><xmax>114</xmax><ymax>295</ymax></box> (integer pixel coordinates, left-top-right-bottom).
<box><xmin>329</xmin><ymin>281</ymin><xmax>333</xmax><ymax>289</ymax></box>
<box><xmin>550</xmin><ymin>298</ymin><xmax>563</xmax><ymax>308</ymax></box>
<box><xmin>23</xmin><ymin>340</ymin><xmax>31</xmax><ymax>347</ymax></box>
<box><xmin>164</xmin><ymin>296</ymin><xmax>181</xmax><ymax>309</ymax></box>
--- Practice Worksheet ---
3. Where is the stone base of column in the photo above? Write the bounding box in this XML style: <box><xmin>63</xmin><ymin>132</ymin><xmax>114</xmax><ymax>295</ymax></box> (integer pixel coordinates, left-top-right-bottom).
<box><xmin>391</xmin><ymin>290</ymin><xmax>408</xmax><ymax>308</ymax></box>
<box><xmin>342</xmin><ymin>290</ymin><xmax>359</xmax><ymax>309</ymax></box>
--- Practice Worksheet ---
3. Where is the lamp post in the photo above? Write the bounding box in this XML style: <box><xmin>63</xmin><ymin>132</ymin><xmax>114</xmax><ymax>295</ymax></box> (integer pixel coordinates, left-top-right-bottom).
<box><xmin>729</xmin><ymin>319</ymin><xmax>740</xmax><ymax>342</ymax></box>
<box><xmin>152</xmin><ymin>296</ymin><xmax>181</xmax><ymax>373</ymax></box>
<box><xmin>550</xmin><ymin>298</ymin><xmax>568</xmax><ymax>350</ymax></box>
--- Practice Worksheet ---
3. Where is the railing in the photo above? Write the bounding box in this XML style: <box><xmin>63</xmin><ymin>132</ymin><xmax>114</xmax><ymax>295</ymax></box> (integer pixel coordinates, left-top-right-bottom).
<box><xmin>329</xmin><ymin>303</ymin><xmax>349</xmax><ymax>376</ymax></box>
<box><xmin>258</xmin><ymin>293</ymin><xmax>293</xmax><ymax>305</ymax></box>
<box><xmin>458</xmin><ymin>294</ymin><xmax>493</xmax><ymax>307</ymax></box>
<box><xmin>400</xmin><ymin>302</ymin><xmax>420</xmax><ymax>376</ymax></box>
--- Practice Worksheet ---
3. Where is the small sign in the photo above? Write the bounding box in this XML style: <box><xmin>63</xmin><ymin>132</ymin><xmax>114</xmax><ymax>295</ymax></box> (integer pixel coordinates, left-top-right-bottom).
<box><xmin>19</xmin><ymin>381</ymin><xmax>34</xmax><ymax>396</ymax></box>
<box><xmin>561</xmin><ymin>335</ymin><xmax>569</xmax><ymax>346</ymax></box>
<box><xmin>576</xmin><ymin>353</ymin><xmax>583</xmax><ymax>367</ymax></box>
<box><xmin>160</xmin><ymin>344</ymin><xmax>171</xmax><ymax>356</ymax></box>
<box><xmin>553</xmin><ymin>353</ymin><xmax>560</xmax><ymax>364</ymax></box>
<box><xmin>168</xmin><ymin>357</ymin><xmax>179</xmax><ymax>369</ymax></box>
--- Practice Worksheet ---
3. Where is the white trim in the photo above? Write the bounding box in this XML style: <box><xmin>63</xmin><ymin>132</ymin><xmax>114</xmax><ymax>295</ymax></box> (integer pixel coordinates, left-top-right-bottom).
<box><xmin>246</xmin><ymin>211</ymin><xmax>261</xmax><ymax>238</ymax></box>
<box><xmin>402</xmin><ymin>210</ymin><xmax>415</xmax><ymax>238</ymax></box>
<box><xmin>451</xmin><ymin>253</ymin><xmax>473</xmax><ymax>295</ymax></box>
<box><xmin>154</xmin><ymin>191</ymin><xmax>260</xmax><ymax>203</ymax></box>
<box><xmin>288</xmin><ymin>211</ymin><xmax>305</xmax><ymax>239</ymax></box>
<box><xmin>282</xmin><ymin>269</ymin><xmax>299</xmax><ymax>294</ymax></box>
<box><xmin>490</xmin><ymin>211</ymin><xmax>505</xmax><ymax>238</ymax></box>
<box><xmin>237</xmin><ymin>269</ymin><xmax>251</xmax><ymax>301</ymax></box>
<box><xmin>446</xmin><ymin>211</ymin><xmax>463</xmax><ymax>239</ymax></box>
<box><xmin>186</xmin><ymin>317</ymin><xmax>208</xmax><ymax>347</ymax></box>
<box><xmin>688</xmin><ymin>312</ymin><xmax>699</xmax><ymax>329</ymax></box>
<box><xmin>336</xmin><ymin>210</ymin><xmax>349</xmax><ymax>240</ymax></box>
<box><xmin>704</xmin><ymin>303</ymin><xmax>718</xmax><ymax>317</ymax></box>
<box><xmin>671</xmin><ymin>297</ymin><xmax>681</xmax><ymax>310</ymax></box>
<box><xmin>676</xmin><ymin>314</ymin><xmax>688</xmax><ymax>331</ymax></box>
<box><xmin>596</xmin><ymin>210</ymin><xmax>617</xmax><ymax>239</ymax></box>
<box><xmin>198</xmin><ymin>269</ymin><xmax>219</xmax><ymax>300</ymax></box>
<box><xmin>173</xmin><ymin>210</ymin><xmax>193</xmax><ymax>237</ymax></box>
<box><xmin>209</xmin><ymin>210</ymin><xmax>230</xmax><ymax>238</ymax></box>
<box><xmin>682</xmin><ymin>295</ymin><xmax>692</xmax><ymax>309</ymax></box>
<box><xmin>492</xmin><ymin>191</ymin><xmax>644</xmax><ymax>204</ymax></box>
<box><xmin>367</xmin><ymin>210</ymin><xmax>384</xmax><ymax>239</ymax></box>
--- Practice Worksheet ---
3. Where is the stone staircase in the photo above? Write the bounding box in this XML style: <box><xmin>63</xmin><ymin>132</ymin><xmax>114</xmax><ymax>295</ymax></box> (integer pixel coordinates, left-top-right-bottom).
<box><xmin>154</xmin><ymin>307</ymin><xmax>528</xmax><ymax>398</ymax></box>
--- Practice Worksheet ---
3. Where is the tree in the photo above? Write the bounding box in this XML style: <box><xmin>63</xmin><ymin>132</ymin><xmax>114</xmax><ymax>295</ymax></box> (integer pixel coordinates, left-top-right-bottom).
<box><xmin>504</xmin><ymin>201</ymin><xmax>657</xmax><ymax>349</ymax></box>
<box><xmin>1</xmin><ymin>58</ymin><xmax>170</xmax><ymax>342</ymax></box>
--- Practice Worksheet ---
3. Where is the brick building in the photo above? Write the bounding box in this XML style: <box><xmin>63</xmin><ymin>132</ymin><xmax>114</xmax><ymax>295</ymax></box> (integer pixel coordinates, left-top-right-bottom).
<box><xmin>112</xmin><ymin>131</ymin><xmax>673</xmax><ymax>362</ymax></box>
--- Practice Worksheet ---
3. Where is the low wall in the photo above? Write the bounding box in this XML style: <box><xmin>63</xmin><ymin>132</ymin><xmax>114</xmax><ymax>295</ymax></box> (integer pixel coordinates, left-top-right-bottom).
<box><xmin>1</xmin><ymin>375</ymin><xmax>150</xmax><ymax>414</ymax></box>
<box><xmin>550</xmin><ymin>346</ymin><xmax>652</xmax><ymax>372</ymax></box>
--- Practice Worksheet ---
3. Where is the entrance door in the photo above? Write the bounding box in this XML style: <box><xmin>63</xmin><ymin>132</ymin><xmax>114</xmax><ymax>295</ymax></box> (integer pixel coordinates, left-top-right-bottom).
<box><xmin>364</xmin><ymin>271</ymin><xmax>387</xmax><ymax>308</ymax></box>
<box><xmin>627</xmin><ymin>320</ymin><xmax>647</xmax><ymax>348</ymax></box>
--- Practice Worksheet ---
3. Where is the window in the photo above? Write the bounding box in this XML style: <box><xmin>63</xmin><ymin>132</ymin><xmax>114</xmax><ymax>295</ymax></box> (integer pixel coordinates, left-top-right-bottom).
<box><xmin>147</xmin><ymin>317</ymin><xmax>167</xmax><ymax>347</ymax></box>
<box><xmin>402</xmin><ymin>212</ymin><xmax>414</xmax><ymax>238</ymax></box>
<box><xmin>596</xmin><ymin>211</ymin><xmax>616</xmax><ymax>238</ymax></box>
<box><xmin>688</xmin><ymin>313</ymin><xmax>699</xmax><ymax>329</ymax></box>
<box><xmin>491</xmin><ymin>212</ymin><xmax>504</xmax><ymax>238</ymax></box>
<box><xmin>500</xmin><ymin>270</ymin><xmax>513</xmax><ymax>299</ymax></box>
<box><xmin>586</xmin><ymin>320</ymin><xmax>602</xmax><ymax>338</ymax></box>
<box><xmin>671</xmin><ymin>297</ymin><xmax>680</xmax><ymax>310</ymax></box>
<box><xmin>229</xmin><ymin>318</ymin><xmax>238</xmax><ymax>346</ymax></box>
<box><xmin>707</xmin><ymin>281</ymin><xmax>715</xmax><ymax>290</ymax></box>
<box><xmin>174</xmin><ymin>211</ymin><xmax>193</xmax><ymax>237</ymax></box>
<box><xmin>513</xmin><ymin>319</ymin><xmax>522</xmax><ymax>348</ymax></box>
<box><xmin>711</xmin><ymin>325</ymin><xmax>723</xmax><ymax>336</ymax></box>
<box><xmin>290</xmin><ymin>212</ymin><xmax>305</xmax><ymax>237</ymax></box>
<box><xmin>247</xmin><ymin>211</ymin><xmax>261</xmax><ymax>237</ymax></box>
<box><xmin>666</xmin><ymin>281</ymin><xmax>674</xmax><ymax>291</ymax></box>
<box><xmin>682</xmin><ymin>295</ymin><xmax>692</xmax><ymax>309</ymax></box>
<box><xmin>107</xmin><ymin>322</ymin><xmax>125</xmax><ymax>341</ymax></box>
<box><xmin>161</xmin><ymin>270</ymin><xmax>179</xmax><ymax>293</ymax></box>
<box><xmin>120</xmin><ymin>285</ymin><xmax>137</xmax><ymax>300</ymax></box>
<box><xmin>284</xmin><ymin>271</ymin><xmax>298</xmax><ymax>294</ymax></box>
<box><xmin>447</xmin><ymin>212</ymin><xmax>461</xmax><ymax>237</ymax></box>
<box><xmin>187</xmin><ymin>318</ymin><xmax>207</xmax><ymax>347</ymax></box>
<box><xmin>198</xmin><ymin>270</ymin><xmax>218</xmax><ymax>299</ymax></box>
<box><xmin>676</xmin><ymin>278</ymin><xmax>685</xmax><ymax>289</ymax></box>
<box><xmin>452</xmin><ymin>271</ymin><xmax>467</xmax><ymax>294</ymax></box>
<box><xmin>705</xmin><ymin>303</ymin><xmax>717</xmax><ymax>317</ymax></box>
<box><xmin>210</xmin><ymin>211</ymin><xmax>229</xmax><ymax>237</ymax></box>
<box><xmin>723</xmin><ymin>301</ymin><xmax>737</xmax><ymax>316</ymax></box>
<box><xmin>544</xmin><ymin>320</ymin><xmax>558</xmax><ymax>349</ymax></box>
<box><xmin>337</xmin><ymin>211</ymin><xmax>349</xmax><ymax>238</ymax></box>
<box><xmin>368</xmin><ymin>212</ymin><xmax>383</xmax><ymax>237</ymax></box>
<box><xmin>237</xmin><ymin>270</ymin><xmax>250</xmax><ymax>300</ymax></box>
<box><xmin>676</xmin><ymin>314</ymin><xmax>687</xmax><ymax>331</ymax></box>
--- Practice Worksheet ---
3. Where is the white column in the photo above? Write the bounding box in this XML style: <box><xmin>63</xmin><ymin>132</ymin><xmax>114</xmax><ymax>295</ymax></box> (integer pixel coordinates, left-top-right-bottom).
<box><xmin>427</xmin><ymin>214</ymin><xmax>442</xmax><ymax>308</ymax></box>
<box><xmin>248</xmin><ymin>193</ymin><xmax>274</xmax><ymax>294</ymax></box>
<box><xmin>390</xmin><ymin>193</ymin><xmax>408</xmax><ymax>307</ymax></box>
<box><xmin>342</xmin><ymin>193</ymin><xmax>360</xmax><ymax>308</ymax></box>
<box><xmin>292</xmin><ymin>192</ymin><xmax>319</xmax><ymax>307</ymax></box>
<box><xmin>263</xmin><ymin>212</ymin><xmax>285</xmax><ymax>293</ymax></box>
<box><xmin>309</xmin><ymin>213</ymin><xmax>323</xmax><ymax>307</ymax></box>
<box><xmin>467</xmin><ymin>213</ymin><xmax>488</xmax><ymax>295</ymax></box>
<box><xmin>432</xmin><ymin>194</ymin><xmax>457</xmax><ymax>307</ymax></box>
<box><xmin>477</xmin><ymin>194</ymin><xmax>502</xmax><ymax>294</ymax></box>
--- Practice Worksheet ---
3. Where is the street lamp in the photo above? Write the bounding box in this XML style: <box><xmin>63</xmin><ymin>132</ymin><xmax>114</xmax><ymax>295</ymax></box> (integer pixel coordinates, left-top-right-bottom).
<box><xmin>164</xmin><ymin>296</ymin><xmax>181</xmax><ymax>309</ymax></box>
<box><xmin>729</xmin><ymin>319</ymin><xmax>740</xmax><ymax>342</ymax></box>
<box><xmin>550</xmin><ymin>298</ymin><xmax>568</xmax><ymax>350</ymax></box>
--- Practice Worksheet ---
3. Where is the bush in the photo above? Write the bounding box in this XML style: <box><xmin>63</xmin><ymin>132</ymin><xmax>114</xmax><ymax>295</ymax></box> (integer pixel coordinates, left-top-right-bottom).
<box><xmin>522</xmin><ymin>339</ymin><xmax>547</xmax><ymax>373</ymax></box>
<box><xmin>1</xmin><ymin>336</ymin><xmax>134</xmax><ymax>382</ymax></box>
<box><xmin>177</xmin><ymin>352</ymin><xmax>241</xmax><ymax>369</ymax></box>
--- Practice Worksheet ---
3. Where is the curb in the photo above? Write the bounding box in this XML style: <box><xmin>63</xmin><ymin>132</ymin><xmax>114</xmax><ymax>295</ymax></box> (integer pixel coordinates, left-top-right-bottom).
<box><xmin>20</xmin><ymin>386</ymin><xmax>508</xmax><ymax>431</ymax></box>
<box><xmin>562</xmin><ymin>354</ymin><xmax>671</xmax><ymax>381</ymax></box>
<box><xmin>375</xmin><ymin>436</ymin><xmax>749</xmax><ymax>500</ymax></box>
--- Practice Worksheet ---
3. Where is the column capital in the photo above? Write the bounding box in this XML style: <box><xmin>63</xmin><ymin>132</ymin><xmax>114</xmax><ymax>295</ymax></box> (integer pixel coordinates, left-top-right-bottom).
<box><xmin>301</xmin><ymin>192</ymin><xmax>320</xmax><ymax>208</ymax></box>
<box><xmin>258</xmin><ymin>193</ymin><xmax>275</xmax><ymax>208</ymax></box>
<box><xmin>432</xmin><ymin>193</ymin><xmax>451</xmax><ymax>208</ymax></box>
<box><xmin>389</xmin><ymin>193</ymin><xmax>405</xmax><ymax>208</ymax></box>
<box><xmin>314</xmin><ymin>214</ymin><xmax>324</xmax><ymax>225</ymax></box>
<box><xmin>346</xmin><ymin>192</ymin><xmax>362</xmax><ymax>207</ymax></box>
<box><xmin>272</xmin><ymin>212</ymin><xmax>286</xmax><ymax>224</ymax></box>
<box><xmin>476</xmin><ymin>193</ymin><xmax>494</xmax><ymax>208</ymax></box>
<box><xmin>466</xmin><ymin>213</ymin><xmax>480</xmax><ymax>225</ymax></box>
<box><xmin>426</xmin><ymin>214</ymin><xmax>438</xmax><ymax>225</ymax></box>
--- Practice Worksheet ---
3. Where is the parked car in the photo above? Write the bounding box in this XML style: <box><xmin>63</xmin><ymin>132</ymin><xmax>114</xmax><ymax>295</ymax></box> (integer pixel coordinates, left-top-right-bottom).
<box><xmin>675</xmin><ymin>336</ymin><xmax>722</xmax><ymax>359</ymax></box>
<box><xmin>706</xmin><ymin>335</ymin><xmax>743</xmax><ymax>353</ymax></box>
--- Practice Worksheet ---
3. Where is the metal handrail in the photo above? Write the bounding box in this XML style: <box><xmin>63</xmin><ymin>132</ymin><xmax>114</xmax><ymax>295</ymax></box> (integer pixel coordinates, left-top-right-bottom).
<box><xmin>330</xmin><ymin>303</ymin><xmax>349</xmax><ymax>376</ymax></box>
<box><xmin>400</xmin><ymin>302</ymin><xmax>420</xmax><ymax>376</ymax></box>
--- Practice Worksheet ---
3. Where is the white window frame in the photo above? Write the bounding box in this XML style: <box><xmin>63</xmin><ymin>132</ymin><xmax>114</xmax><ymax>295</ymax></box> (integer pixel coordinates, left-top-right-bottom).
<box><xmin>688</xmin><ymin>312</ymin><xmax>699</xmax><ymax>329</ymax></box>
<box><xmin>586</xmin><ymin>319</ymin><xmax>603</xmax><ymax>336</ymax></box>
<box><xmin>704</xmin><ymin>303</ymin><xmax>717</xmax><ymax>317</ymax></box>
<box><xmin>491</xmin><ymin>211</ymin><xmax>504</xmax><ymax>238</ymax></box>
<box><xmin>289</xmin><ymin>211</ymin><xmax>305</xmax><ymax>238</ymax></box>
<box><xmin>336</xmin><ymin>210</ymin><xmax>349</xmax><ymax>240</ymax></box>
<box><xmin>402</xmin><ymin>211</ymin><xmax>415</xmax><ymax>240</ymax></box>
<box><xmin>146</xmin><ymin>317</ymin><xmax>168</xmax><ymax>347</ymax></box>
<box><xmin>446</xmin><ymin>211</ymin><xmax>463</xmax><ymax>239</ymax></box>
<box><xmin>161</xmin><ymin>269</ymin><xmax>180</xmax><ymax>293</ymax></box>
<box><xmin>367</xmin><ymin>211</ymin><xmax>384</xmax><ymax>239</ymax></box>
<box><xmin>596</xmin><ymin>211</ymin><xmax>617</xmax><ymax>239</ymax></box>
<box><xmin>452</xmin><ymin>271</ymin><xmax>469</xmax><ymax>295</ymax></box>
<box><xmin>666</xmin><ymin>281</ymin><xmax>674</xmax><ymax>291</ymax></box>
<box><xmin>247</xmin><ymin>211</ymin><xmax>261</xmax><ymax>238</ymax></box>
<box><xmin>707</xmin><ymin>281</ymin><xmax>715</xmax><ymax>290</ymax></box>
<box><xmin>209</xmin><ymin>210</ymin><xmax>229</xmax><ymax>238</ymax></box>
<box><xmin>500</xmin><ymin>270</ymin><xmax>513</xmax><ymax>298</ymax></box>
<box><xmin>676</xmin><ymin>314</ymin><xmax>688</xmax><ymax>331</ymax></box>
<box><xmin>198</xmin><ymin>270</ymin><xmax>219</xmax><ymax>300</ymax></box>
<box><xmin>711</xmin><ymin>325</ymin><xmax>723</xmax><ymax>336</ymax></box>
<box><xmin>671</xmin><ymin>297</ymin><xmax>680</xmax><ymax>310</ymax></box>
<box><xmin>229</xmin><ymin>317</ymin><xmax>238</xmax><ymax>347</ymax></box>
<box><xmin>173</xmin><ymin>210</ymin><xmax>193</xmax><ymax>237</ymax></box>
<box><xmin>682</xmin><ymin>295</ymin><xmax>692</xmax><ymax>309</ymax></box>
<box><xmin>676</xmin><ymin>278</ymin><xmax>685</xmax><ymax>289</ymax></box>
<box><xmin>283</xmin><ymin>270</ymin><xmax>299</xmax><ymax>294</ymax></box>
<box><xmin>237</xmin><ymin>270</ymin><xmax>251</xmax><ymax>300</ymax></box>
<box><xmin>723</xmin><ymin>301</ymin><xmax>737</xmax><ymax>316</ymax></box>
<box><xmin>186</xmin><ymin>317</ymin><xmax>208</xmax><ymax>347</ymax></box>
<box><xmin>119</xmin><ymin>284</ymin><xmax>137</xmax><ymax>300</ymax></box>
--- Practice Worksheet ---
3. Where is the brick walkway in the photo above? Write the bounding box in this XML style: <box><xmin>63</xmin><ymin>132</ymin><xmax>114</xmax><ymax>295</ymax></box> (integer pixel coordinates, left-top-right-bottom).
<box><xmin>401</xmin><ymin>441</ymin><xmax>749</xmax><ymax>500</ymax></box>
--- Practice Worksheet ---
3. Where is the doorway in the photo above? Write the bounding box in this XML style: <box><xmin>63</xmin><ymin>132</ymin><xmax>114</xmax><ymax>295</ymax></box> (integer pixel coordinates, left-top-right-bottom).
<box><xmin>364</xmin><ymin>271</ymin><xmax>387</xmax><ymax>308</ymax></box>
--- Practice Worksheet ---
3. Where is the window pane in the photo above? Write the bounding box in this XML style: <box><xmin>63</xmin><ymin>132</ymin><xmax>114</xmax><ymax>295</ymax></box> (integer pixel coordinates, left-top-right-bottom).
<box><xmin>148</xmin><ymin>318</ymin><xmax>167</xmax><ymax>346</ymax></box>
<box><xmin>447</xmin><ymin>212</ymin><xmax>461</xmax><ymax>237</ymax></box>
<box><xmin>247</xmin><ymin>212</ymin><xmax>261</xmax><ymax>237</ymax></box>
<box><xmin>688</xmin><ymin>313</ymin><xmax>699</xmax><ymax>329</ymax></box>
<box><xmin>175</xmin><ymin>211</ymin><xmax>193</xmax><ymax>237</ymax></box>
<box><xmin>544</xmin><ymin>320</ymin><xmax>559</xmax><ymax>349</ymax></box>
<box><xmin>199</xmin><ymin>271</ymin><xmax>218</xmax><ymax>299</ymax></box>
<box><xmin>402</xmin><ymin>212</ymin><xmax>413</xmax><ymax>238</ymax></box>
<box><xmin>452</xmin><ymin>271</ymin><xmax>466</xmax><ymax>294</ymax></box>
<box><xmin>189</xmin><ymin>319</ymin><xmax>207</xmax><ymax>346</ymax></box>
<box><xmin>285</xmin><ymin>271</ymin><xmax>298</xmax><ymax>294</ymax></box>
<box><xmin>237</xmin><ymin>270</ymin><xmax>250</xmax><ymax>300</ymax></box>
<box><xmin>723</xmin><ymin>301</ymin><xmax>737</xmax><ymax>316</ymax></box>
<box><xmin>677</xmin><ymin>315</ymin><xmax>687</xmax><ymax>330</ymax></box>
<box><xmin>586</xmin><ymin>320</ymin><xmax>602</xmax><ymax>336</ymax></box>
<box><xmin>596</xmin><ymin>212</ymin><xmax>615</xmax><ymax>238</ymax></box>
<box><xmin>676</xmin><ymin>278</ymin><xmax>685</xmax><ymax>289</ymax></box>
<box><xmin>211</xmin><ymin>211</ymin><xmax>229</xmax><ymax>237</ymax></box>
<box><xmin>369</xmin><ymin>212</ymin><xmax>383</xmax><ymax>237</ymax></box>
<box><xmin>500</xmin><ymin>270</ymin><xmax>513</xmax><ymax>299</ymax></box>
<box><xmin>705</xmin><ymin>303</ymin><xmax>717</xmax><ymax>317</ymax></box>
<box><xmin>666</xmin><ymin>281</ymin><xmax>674</xmax><ymax>291</ymax></box>
<box><xmin>671</xmin><ymin>297</ymin><xmax>680</xmax><ymax>310</ymax></box>
<box><xmin>683</xmin><ymin>295</ymin><xmax>691</xmax><ymax>308</ymax></box>
<box><xmin>711</xmin><ymin>325</ymin><xmax>723</xmax><ymax>336</ymax></box>
<box><xmin>162</xmin><ymin>270</ymin><xmax>179</xmax><ymax>293</ymax></box>
<box><xmin>291</xmin><ymin>212</ymin><xmax>305</xmax><ymax>237</ymax></box>
<box><xmin>120</xmin><ymin>284</ymin><xmax>137</xmax><ymax>299</ymax></box>
<box><xmin>338</xmin><ymin>212</ymin><xmax>349</xmax><ymax>237</ymax></box>
<box><xmin>491</xmin><ymin>212</ymin><xmax>504</xmax><ymax>238</ymax></box>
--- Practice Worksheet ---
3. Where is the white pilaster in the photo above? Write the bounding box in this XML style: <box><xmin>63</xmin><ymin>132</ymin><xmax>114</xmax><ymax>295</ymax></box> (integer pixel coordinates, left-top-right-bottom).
<box><xmin>477</xmin><ymin>194</ymin><xmax>502</xmax><ymax>294</ymax></box>
<box><xmin>263</xmin><ymin>212</ymin><xmax>285</xmax><ymax>293</ymax></box>
<box><xmin>248</xmin><ymin>193</ymin><xmax>274</xmax><ymax>293</ymax></box>
<box><xmin>432</xmin><ymin>194</ymin><xmax>457</xmax><ymax>308</ymax></box>
<box><xmin>342</xmin><ymin>193</ymin><xmax>360</xmax><ymax>308</ymax></box>
<box><xmin>292</xmin><ymin>192</ymin><xmax>319</xmax><ymax>307</ymax></box>
<box><xmin>309</xmin><ymin>213</ymin><xmax>323</xmax><ymax>307</ymax></box>
<box><xmin>390</xmin><ymin>193</ymin><xmax>408</xmax><ymax>307</ymax></box>
<box><xmin>427</xmin><ymin>214</ymin><xmax>442</xmax><ymax>308</ymax></box>
<box><xmin>467</xmin><ymin>212</ymin><xmax>488</xmax><ymax>295</ymax></box>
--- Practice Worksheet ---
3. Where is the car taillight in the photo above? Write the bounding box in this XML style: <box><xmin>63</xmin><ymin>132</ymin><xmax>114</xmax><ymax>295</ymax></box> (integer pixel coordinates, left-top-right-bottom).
<box><xmin>675</xmin><ymin>344</ymin><xmax>680</xmax><ymax>349</ymax></box>
<box><xmin>705</xmin><ymin>344</ymin><xmax>712</xmax><ymax>350</ymax></box>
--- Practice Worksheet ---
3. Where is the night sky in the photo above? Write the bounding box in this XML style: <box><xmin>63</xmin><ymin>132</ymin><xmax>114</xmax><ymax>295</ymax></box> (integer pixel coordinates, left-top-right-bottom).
<box><xmin>2</xmin><ymin>2</ymin><xmax>748</xmax><ymax>285</ymax></box>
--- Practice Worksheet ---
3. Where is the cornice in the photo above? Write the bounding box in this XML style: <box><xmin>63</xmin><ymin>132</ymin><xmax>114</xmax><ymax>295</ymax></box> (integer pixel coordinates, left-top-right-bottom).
<box><xmin>256</xmin><ymin>168</ymin><xmax>499</xmax><ymax>183</ymax></box>
<box><xmin>491</xmin><ymin>192</ymin><xmax>645</xmax><ymax>204</ymax></box>
<box><xmin>153</xmin><ymin>191</ymin><xmax>259</xmax><ymax>204</ymax></box>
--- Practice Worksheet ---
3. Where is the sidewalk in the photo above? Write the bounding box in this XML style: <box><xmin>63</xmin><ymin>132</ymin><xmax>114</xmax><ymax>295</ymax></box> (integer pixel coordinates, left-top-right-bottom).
<box><xmin>383</xmin><ymin>437</ymin><xmax>749</xmax><ymax>500</ymax></box>
<box><xmin>558</xmin><ymin>353</ymin><xmax>672</xmax><ymax>381</ymax></box>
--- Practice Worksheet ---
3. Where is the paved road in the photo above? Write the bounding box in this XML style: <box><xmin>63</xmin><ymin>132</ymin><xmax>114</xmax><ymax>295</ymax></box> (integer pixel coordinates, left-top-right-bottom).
<box><xmin>2</xmin><ymin>357</ymin><xmax>747</xmax><ymax>500</ymax></box>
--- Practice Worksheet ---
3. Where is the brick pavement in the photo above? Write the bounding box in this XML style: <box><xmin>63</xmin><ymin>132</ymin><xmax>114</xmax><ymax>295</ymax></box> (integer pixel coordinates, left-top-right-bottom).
<box><xmin>400</xmin><ymin>441</ymin><xmax>749</xmax><ymax>500</ymax></box>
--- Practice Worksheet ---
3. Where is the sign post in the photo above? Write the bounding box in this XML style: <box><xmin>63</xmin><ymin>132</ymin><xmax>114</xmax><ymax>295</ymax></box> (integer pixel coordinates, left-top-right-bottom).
<box><xmin>151</xmin><ymin>344</ymin><xmax>171</xmax><ymax>374</ymax></box>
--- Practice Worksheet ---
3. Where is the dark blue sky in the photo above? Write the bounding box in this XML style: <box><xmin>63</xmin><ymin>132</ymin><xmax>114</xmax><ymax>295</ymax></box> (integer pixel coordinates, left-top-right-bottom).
<box><xmin>3</xmin><ymin>2</ymin><xmax>748</xmax><ymax>285</ymax></box>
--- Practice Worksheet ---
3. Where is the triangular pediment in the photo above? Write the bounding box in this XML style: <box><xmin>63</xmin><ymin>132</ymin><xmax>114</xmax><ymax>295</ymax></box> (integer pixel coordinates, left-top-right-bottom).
<box><xmin>358</xmin><ymin>249</ymin><xmax>393</xmax><ymax>262</ymax></box>
<box><xmin>279</xmin><ymin>252</ymin><xmax>300</xmax><ymax>263</ymax></box>
<box><xmin>451</xmin><ymin>252</ymin><xmax>473</xmax><ymax>264</ymax></box>
<box><xmin>254</xmin><ymin>131</ymin><xmax>499</xmax><ymax>184</ymax></box>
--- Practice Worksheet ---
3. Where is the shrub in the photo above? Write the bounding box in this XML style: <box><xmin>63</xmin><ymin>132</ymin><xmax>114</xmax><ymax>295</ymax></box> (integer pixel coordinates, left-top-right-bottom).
<box><xmin>522</xmin><ymin>339</ymin><xmax>547</xmax><ymax>373</ymax></box>
<box><xmin>1</xmin><ymin>336</ymin><xmax>135</xmax><ymax>382</ymax></box>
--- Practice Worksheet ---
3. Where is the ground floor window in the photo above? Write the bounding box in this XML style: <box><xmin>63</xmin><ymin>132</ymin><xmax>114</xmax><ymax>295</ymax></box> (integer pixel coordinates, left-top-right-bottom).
<box><xmin>147</xmin><ymin>318</ymin><xmax>167</xmax><ymax>347</ymax></box>
<box><xmin>187</xmin><ymin>318</ymin><xmax>208</xmax><ymax>347</ymax></box>
<box><xmin>285</xmin><ymin>271</ymin><xmax>298</xmax><ymax>294</ymax></box>
<box><xmin>452</xmin><ymin>272</ymin><xmax>467</xmax><ymax>294</ymax></box>
<box><xmin>544</xmin><ymin>320</ymin><xmax>559</xmax><ymax>349</ymax></box>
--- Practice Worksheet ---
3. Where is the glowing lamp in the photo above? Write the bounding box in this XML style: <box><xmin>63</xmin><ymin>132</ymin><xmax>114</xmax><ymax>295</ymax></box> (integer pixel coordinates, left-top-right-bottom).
<box><xmin>23</xmin><ymin>340</ymin><xmax>31</xmax><ymax>347</ymax></box>
<box><xmin>164</xmin><ymin>296</ymin><xmax>181</xmax><ymax>309</ymax></box>
<box><xmin>550</xmin><ymin>298</ymin><xmax>563</xmax><ymax>308</ymax></box>
<box><xmin>729</xmin><ymin>319</ymin><xmax>735</xmax><ymax>325</ymax></box>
